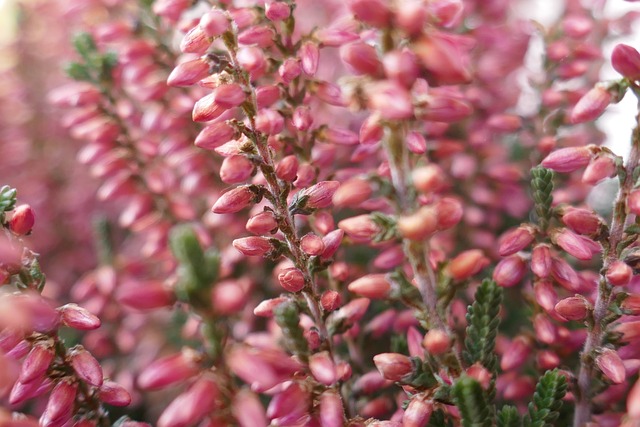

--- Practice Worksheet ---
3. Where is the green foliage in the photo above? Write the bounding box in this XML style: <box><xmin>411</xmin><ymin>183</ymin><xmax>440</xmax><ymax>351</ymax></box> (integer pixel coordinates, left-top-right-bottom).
<box><xmin>427</xmin><ymin>409</ymin><xmax>454</xmax><ymax>427</ymax></box>
<box><xmin>523</xmin><ymin>369</ymin><xmax>567</xmax><ymax>427</ymax></box>
<box><xmin>370</xmin><ymin>211</ymin><xmax>398</xmax><ymax>242</ymax></box>
<box><xmin>452</xmin><ymin>376</ymin><xmax>493</xmax><ymax>427</ymax></box>
<box><xmin>0</xmin><ymin>185</ymin><xmax>17</xmax><ymax>219</ymax></box>
<box><xmin>497</xmin><ymin>405</ymin><xmax>522</xmax><ymax>427</ymax></box>
<box><xmin>530</xmin><ymin>166</ymin><xmax>554</xmax><ymax>231</ymax></box>
<box><xmin>274</xmin><ymin>301</ymin><xmax>308</xmax><ymax>358</ymax></box>
<box><xmin>65</xmin><ymin>32</ymin><xmax>117</xmax><ymax>83</ymax></box>
<box><xmin>463</xmin><ymin>279</ymin><xmax>503</xmax><ymax>373</ymax></box>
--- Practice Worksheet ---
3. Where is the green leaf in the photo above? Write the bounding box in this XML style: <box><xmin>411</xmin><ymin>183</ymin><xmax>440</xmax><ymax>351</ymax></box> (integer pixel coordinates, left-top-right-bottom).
<box><xmin>497</xmin><ymin>405</ymin><xmax>521</xmax><ymax>427</ymax></box>
<box><xmin>0</xmin><ymin>185</ymin><xmax>17</xmax><ymax>214</ymax></box>
<box><xmin>463</xmin><ymin>279</ymin><xmax>503</xmax><ymax>373</ymax></box>
<box><xmin>522</xmin><ymin>369</ymin><xmax>567</xmax><ymax>427</ymax></box>
<box><xmin>274</xmin><ymin>301</ymin><xmax>308</xmax><ymax>358</ymax></box>
<box><xmin>65</xmin><ymin>62</ymin><xmax>93</xmax><ymax>82</ymax></box>
<box><xmin>452</xmin><ymin>377</ymin><xmax>493</xmax><ymax>427</ymax></box>
<box><xmin>72</xmin><ymin>32</ymin><xmax>98</xmax><ymax>62</ymax></box>
<box><xmin>530</xmin><ymin>166</ymin><xmax>554</xmax><ymax>231</ymax></box>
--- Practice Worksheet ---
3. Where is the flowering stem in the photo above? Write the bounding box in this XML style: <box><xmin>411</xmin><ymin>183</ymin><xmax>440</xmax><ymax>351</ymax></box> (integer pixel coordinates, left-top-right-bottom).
<box><xmin>573</xmin><ymin>108</ymin><xmax>640</xmax><ymax>426</ymax></box>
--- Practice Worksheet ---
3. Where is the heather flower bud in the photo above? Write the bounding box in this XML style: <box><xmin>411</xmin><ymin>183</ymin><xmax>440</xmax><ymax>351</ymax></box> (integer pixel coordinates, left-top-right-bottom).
<box><xmin>555</xmin><ymin>296</ymin><xmax>590</xmax><ymax>321</ymax></box>
<box><xmin>19</xmin><ymin>342</ymin><xmax>54</xmax><ymax>383</ymax></box>
<box><xmin>422</xmin><ymin>329</ymin><xmax>450</xmax><ymax>355</ymax></box>
<box><xmin>214</xmin><ymin>83</ymin><xmax>246</xmax><ymax>109</ymax></box>
<box><xmin>220</xmin><ymin>155</ymin><xmax>254</xmax><ymax>184</ymax></box>
<box><xmin>406</xmin><ymin>131</ymin><xmax>427</xmax><ymax>154</ymax></box>
<box><xmin>616</xmin><ymin>320</ymin><xmax>640</xmax><ymax>342</ymax></box>
<box><xmin>246</xmin><ymin>211</ymin><xmax>278</xmax><ymax>235</ymax></box>
<box><xmin>551</xmin><ymin>258</ymin><xmax>580</xmax><ymax>291</ymax></box>
<box><xmin>338</xmin><ymin>214</ymin><xmax>380</xmax><ymax>240</ymax></box>
<box><xmin>447</xmin><ymin>249</ymin><xmax>489</xmax><ymax>280</ymax></box>
<box><xmin>596</xmin><ymin>349</ymin><xmax>626</xmax><ymax>384</ymax></box>
<box><xmin>232</xmin><ymin>389</ymin><xmax>268</xmax><ymax>427</ymax></box>
<box><xmin>238</xmin><ymin>25</ymin><xmax>275</xmax><ymax>48</ymax></box>
<box><xmin>233</xmin><ymin>236</ymin><xmax>273</xmax><ymax>257</ymax></box>
<box><xmin>612</xmin><ymin>43</ymin><xmax>640</xmax><ymax>81</ymax></box>
<box><xmin>237</xmin><ymin>46</ymin><xmax>267</xmax><ymax>79</ymax></box>
<box><xmin>200</xmin><ymin>9</ymin><xmax>229</xmax><ymax>37</ymax></box>
<box><xmin>279</xmin><ymin>58</ymin><xmax>302</xmax><ymax>84</ymax></box>
<box><xmin>628</xmin><ymin>190</ymin><xmax>640</xmax><ymax>215</ymax></box>
<box><xmin>397</xmin><ymin>206</ymin><xmax>438</xmax><ymax>241</ymax></box>
<box><xmin>435</xmin><ymin>197</ymin><xmax>463</xmax><ymax>230</ymax></box>
<box><xmin>253</xmin><ymin>297</ymin><xmax>288</xmax><ymax>317</ymax></box>
<box><xmin>466</xmin><ymin>363</ymin><xmax>492</xmax><ymax>390</ymax></box>
<box><xmin>192</xmin><ymin>93</ymin><xmax>225</xmax><ymax>122</ymax></box>
<box><xmin>194</xmin><ymin>122</ymin><xmax>237</xmax><ymax>150</ymax></box>
<box><xmin>348</xmin><ymin>274</ymin><xmax>391</xmax><ymax>299</ymax></box>
<box><xmin>321</xmin><ymin>229</ymin><xmax>344</xmax><ymax>259</ymax></box>
<box><xmin>180</xmin><ymin>26</ymin><xmax>211</xmax><ymax>54</ymax></box>
<box><xmin>332</xmin><ymin>178</ymin><xmax>372</xmax><ymax>208</ymax></box>
<box><xmin>300</xmin><ymin>181</ymin><xmax>340</xmax><ymax>209</ymax></box>
<box><xmin>212</xmin><ymin>186</ymin><xmax>259</xmax><ymax>214</ymax></box>
<box><xmin>570</xmin><ymin>86</ymin><xmax>612</xmax><ymax>124</ymax></box>
<box><xmin>300</xmin><ymin>41</ymin><xmax>319</xmax><ymax>76</ymax></box>
<box><xmin>403</xmin><ymin>395</ymin><xmax>433</xmax><ymax>427</ymax></box>
<box><xmin>58</xmin><ymin>304</ymin><xmax>101</xmax><ymax>330</ymax></box>
<box><xmin>309</xmin><ymin>351</ymin><xmax>338</xmax><ymax>385</ymax></box>
<box><xmin>412</xmin><ymin>165</ymin><xmax>446</xmax><ymax>193</ymax></box>
<box><xmin>537</xmin><ymin>350</ymin><xmax>561</xmax><ymax>370</ymax></box>
<box><xmin>69</xmin><ymin>346</ymin><xmax>103</xmax><ymax>387</ymax></box>
<box><xmin>301</xmin><ymin>233</ymin><xmax>325</xmax><ymax>256</ymax></box>
<box><xmin>541</xmin><ymin>146</ymin><xmax>593</xmax><ymax>173</ymax></box>
<box><xmin>413</xmin><ymin>32</ymin><xmax>472</xmax><ymax>85</ymax></box>
<box><xmin>341</xmin><ymin>42</ymin><xmax>383</xmax><ymax>76</ymax></box>
<box><xmin>98</xmin><ymin>381</ymin><xmax>131</xmax><ymax>406</ymax></box>
<box><xmin>368</xmin><ymin>81</ymin><xmax>414</xmax><ymax>120</ymax></box>
<box><xmin>277</xmin><ymin>268</ymin><xmax>305</xmax><ymax>292</ymax></box>
<box><xmin>267</xmin><ymin>382</ymin><xmax>310</xmax><ymax>424</ymax></box>
<box><xmin>498</xmin><ymin>225</ymin><xmax>536</xmax><ymax>256</ymax></box>
<box><xmin>582</xmin><ymin>156</ymin><xmax>617</xmax><ymax>185</ymax></box>
<box><xmin>167</xmin><ymin>58</ymin><xmax>210</xmax><ymax>87</ymax></box>
<box><xmin>553</xmin><ymin>228</ymin><xmax>600</xmax><ymax>261</ymax></box>
<box><xmin>292</xmin><ymin>107</ymin><xmax>313</xmax><ymax>131</ymax></box>
<box><xmin>383</xmin><ymin>49</ymin><xmax>419</xmax><ymax>88</ymax></box>
<box><xmin>534</xmin><ymin>314</ymin><xmax>557</xmax><ymax>344</ymax></box>
<box><xmin>275</xmin><ymin>155</ymin><xmax>299</xmax><ymax>182</ymax></box>
<box><xmin>9</xmin><ymin>205</ymin><xmax>35</xmax><ymax>235</ymax></box>
<box><xmin>321</xmin><ymin>291</ymin><xmax>342</xmax><ymax>312</ymax></box>
<box><xmin>347</xmin><ymin>0</ymin><xmax>392</xmax><ymax>27</ymax></box>
<box><xmin>314</xmin><ymin>81</ymin><xmax>346</xmax><ymax>106</ymax></box>
<box><xmin>255</xmin><ymin>109</ymin><xmax>284</xmax><ymax>134</ymax></box>
<box><xmin>531</xmin><ymin>245</ymin><xmax>552</xmax><ymax>278</ymax></box>
<box><xmin>500</xmin><ymin>336</ymin><xmax>531</xmax><ymax>371</ymax></box>
<box><xmin>493</xmin><ymin>255</ymin><xmax>526</xmax><ymax>287</ymax></box>
<box><xmin>137</xmin><ymin>350</ymin><xmax>200</xmax><ymax>390</ymax></box>
<box><xmin>157</xmin><ymin>375</ymin><xmax>219</xmax><ymax>427</ymax></box>
<box><xmin>607</xmin><ymin>260</ymin><xmax>633</xmax><ymax>286</ymax></box>
<box><xmin>373</xmin><ymin>353</ymin><xmax>414</xmax><ymax>382</ymax></box>
<box><xmin>265</xmin><ymin>2</ymin><xmax>291</xmax><ymax>21</ymax></box>
<box><xmin>116</xmin><ymin>281</ymin><xmax>175</xmax><ymax>310</ymax></box>
<box><xmin>561</xmin><ymin>207</ymin><xmax>602</xmax><ymax>236</ymax></box>
<box><xmin>328</xmin><ymin>298</ymin><xmax>370</xmax><ymax>329</ymax></box>
<box><xmin>41</xmin><ymin>380</ymin><xmax>77</xmax><ymax>427</ymax></box>
<box><xmin>319</xmin><ymin>390</ymin><xmax>345</xmax><ymax>427</ymax></box>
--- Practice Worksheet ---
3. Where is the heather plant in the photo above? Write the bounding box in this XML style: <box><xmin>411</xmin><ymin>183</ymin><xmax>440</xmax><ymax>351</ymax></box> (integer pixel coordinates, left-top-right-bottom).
<box><xmin>3</xmin><ymin>0</ymin><xmax>640</xmax><ymax>426</ymax></box>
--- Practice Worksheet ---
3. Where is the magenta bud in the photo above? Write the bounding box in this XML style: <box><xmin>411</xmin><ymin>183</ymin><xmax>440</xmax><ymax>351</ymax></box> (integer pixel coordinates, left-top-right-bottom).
<box><xmin>275</xmin><ymin>155</ymin><xmax>299</xmax><ymax>182</ymax></box>
<box><xmin>607</xmin><ymin>260</ymin><xmax>633</xmax><ymax>286</ymax></box>
<box><xmin>200</xmin><ymin>10</ymin><xmax>229</xmax><ymax>37</ymax></box>
<box><xmin>266</xmin><ymin>382</ymin><xmax>310</xmax><ymax>424</ymax></box>
<box><xmin>212</xmin><ymin>186</ymin><xmax>258</xmax><ymax>214</ymax></box>
<box><xmin>534</xmin><ymin>314</ymin><xmax>557</xmax><ymax>344</ymax></box>
<box><xmin>232</xmin><ymin>389</ymin><xmax>268</xmax><ymax>427</ymax></box>
<box><xmin>340</xmin><ymin>42</ymin><xmax>383</xmax><ymax>76</ymax></box>
<box><xmin>321</xmin><ymin>229</ymin><xmax>344</xmax><ymax>259</ymax></box>
<box><xmin>628</xmin><ymin>190</ymin><xmax>640</xmax><ymax>215</ymax></box>
<box><xmin>213</xmin><ymin>83</ymin><xmax>246</xmax><ymax>109</ymax></box>
<box><xmin>553</xmin><ymin>228</ymin><xmax>600</xmax><ymax>261</ymax></box>
<box><xmin>256</xmin><ymin>84</ymin><xmax>280</xmax><ymax>108</ymax></box>
<box><xmin>332</xmin><ymin>179</ymin><xmax>372</xmax><ymax>208</ymax></box>
<box><xmin>348</xmin><ymin>274</ymin><xmax>391</xmax><ymax>299</ymax></box>
<box><xmin>220</xmin><ymin>155</ymin><xmax>254</xmax><ymax>184</ymax></box>
<box><xmin>359</xmin><ymin>114</ymin><xmax>384</xmax><ymax>146</ymax></box>
<box><xmin>531</xmin><ymin>245</ymin><xmax>552</xmax><ymax>278</ymax></box>
<box><xmin>368</xmin><ymin>81</ymin><xmax>414</xmax><ymax>120</ymax></box>
<box><xmin>180</xmin><ymin>26</ymin><xmax>211</xmax><ymax>54</ymax></box>
<box><xmin>319</xmin><ymin>390</ymin><xmax>345</xmax><ymax>427</ymax></box>
<box><xmin>500</xmin><ymin>336</ymin><xmax>531</xmax><ymax>371</ymax></box>
<box><xmin>301</xmin><ymin>233</ymin><xmax>325</xmax><ymax>256</ymax></box>
<box><xmin>466</xmin><ymin>364</ymin><xmax>492</xmax><ymax>390</ymax></box>
<box><xmin>255</xmin><ymin>109</ymin><xmax>284</xmax><ymax>135</ymax></box>
<box><xmin>492</xmin><ymin>255</ymin><xmax>526</xmax><ymax>288</ymax></box>
<box><xmin>19</xmin><ymin>342</ymin><xmax>55</xmax><ymax>383</ymax></box>
<box><xmin>300</xmin><ymin>181</ymin><xmax>340</xmax><ymax>209</ymax></box>
<box><xmin>246</xmin><ymin>211</ymin><xmax>278</xmax><ymax>235</ymax></box>
<box><xmin>338</xmin><ymin>214</ymin><xmax>380</xmax><ymax>240</ymax></box>
<box><xmin>253</xmin><ymin>297</ymin><xmax>288</xmax><ymax>317</ymax></box>
<box><xmin>194</xmin><ymin>122</ymin><xmax>237</xmax><ymax>150</ymax></box>
<box><xmin>406</xmin><ymin>131</ymin><xmax>427</xmax><ymax>154</ymax></box>
<box><xmin>616</xmin><ymin>320</ymin><xmax>640</xmax><ymax>342</ymax></box>
<box><xmin>292</xmin><ymin>106</ymin><xmax>313</xmax><ymax>131</ymax></box>
<box><xmin>383</xmin><ymin>49</ymin><xmax>419</xmax><ymax>88</ymax></box>
<box><xmin>551</xmin><ymin>258</ymin><xmax>580</xmax><ymax>291</ymax></box>
<box><xmin>9</xmin><ymin>376</ymin><xmax>51</xmax><ymax>405</ymax></box>
<box><xmin>238</xmin><ymin>26</ymin><xmax>274</xmax><ymax>48</ymax></box>
<box><xmin>448</xmin><ymin>249</ymin><xmax>489</xmax><ymax>281</ymax></box>
<box><xmin>167</xmin><ymin>58</ymin><xmax>210</xmax><ymax>87</ymax></box>
<box><xmin>278</xmin><ymin>58</ymin><xmax>301</xmax><ymax>84</ymax></box>
<box><xmin>403</xmin><ymin>395</ymin><xmax>433</xmax><ymax>427</ymax></box>
<box><xmin>622</xmin><ymin>294</ymin><xmax>640</xmax><ymax>314</ymax></box>
<box><xmin>498</xmin><ymin>225</ymin><xmax>536</xmax><ymax>256</ymax></box>
<box><xmin>537</xmin><ymin>350</ymin><xmax>561</xmax><ymax>370</ymax></box>
<box><xmin>570</xmin><ymin>86</ymin><xmax>612</xmax><ymax>124</ymax></box>
<box><xmin>192</xmin><ymin>93</ymin><xmax>225</xmax><ymax>122</ymax></box>
<box><xmin>629</xmin><ymin>377</ymin><xmax>640</xmax><ymax>419</ymax></box>
<box><xmin>98</xmin><ymin>380</ymin><xmax>131</xmax><ymax>406</ymax></box>
<box><xmin>541</xmin><ymin>146</ymin><xmax>593</xmax><ymax>173</ymax></box>
<box><xmin>299</xmin><ymin>41</ymin><xmax>319</xmax><ymax>76</ymax></box>
<box><xmin>116</xmin><ymin>281</ymin><xmax>175</xmax><ymax>310</ymax></box>
<box><xmin>157</xmin><ymin>375</ymin><xmax>219</xmax><ymax>427</ymax></box>
<box><xmin>596</xmin><ymin>349</ymin><xmax>626</xmax><ymax>384</ymax></box>
<box><xmin>534</xmin><ymin>280</ymin><xmax>558</xmax><ymax>313</ymax></box>
<box><xmin>413</xmin><ymin>32</ymin><xmax>472</xmax><ymax>85</ymax></box>
<box><xmin>42</xmin><ymin>380</ymin><xmax>78</xmax><ymax>426</ymax></box>
<box><xmin>412</xmin><ymin>165</ymin><xmax>447</xmax><ymax>194</ymax></box>
<box><xmin>237</xmin><ymin>46</ymin><xmax>267</xmax><ymax>80</ymax></box>
<box><xmin>612</xmin><ymin>43</ymin><xmax>640</xmax><ymax>81</ymax></box>
<box><xmin>422</xmin><ymin>329</ymin><xmax>450</xmax><ymax>355</ymax></box>
<box><xmin>233</xmin><ymin>236</ymin><xmax>273</xmax><ymax>257</ymax></box>
<box><xmin>555</xmin><ymin>296</ymin><xmax>590</xmax><ymax>321</ymax></box>
<box><xmin>582</xmin><ymin>156</ymin><xmax>617</xmax><ymax>185</ymax></box>
<box><xmin>561</xmin><ymin>207</ymin><xmax>602</xmax><ymax>236</ymax></box>
<box><xmin>277</xmin><ymin>268</ymin><xmax>306</xmax><ymax>292</ymax></box>
<box><xmin>9</xmin><ymin>204</ymin><xmax>35</xmax><ymax>236</ymax></box>
<box><xmin>265</xmin><ymin>2</ymin><xmax>290</xmax><ymax>21</ymax></box>
<box><xmin>321</xmin><ymin>290</ymin><xmax>342</xmax><ymax>312</ymax></box>
<box><xmin>59</xmin><ymin>304</ymin><xmax>101</xmax><ymax>330</ymax></box>
<box><xmin>309</xmin><ymin>351</ymin><xmax>337</xmax><ymax>386</ymax></box>
<box><xmin>347</xmin><ymin>0</ymin><xmax>391</xmax><ymax>28</ymax></box>
<box><xmin>373</xmin><ymin>353</ymin><xmax>414</xmax><ymax>382</ymax></box>
<box><xmin>137</xmin><ymin>349</ymin><xmax>201</xmax><ymax>390</ymax></box>
<box><xmin>69</xmin><ymin>345</ymin><xmax>103</xmax><ymax>387</ymax></box>
<box><xmin>328</xmin><ymin>298</ymin><xmax>370</xmax><ymax>329</ymax></box>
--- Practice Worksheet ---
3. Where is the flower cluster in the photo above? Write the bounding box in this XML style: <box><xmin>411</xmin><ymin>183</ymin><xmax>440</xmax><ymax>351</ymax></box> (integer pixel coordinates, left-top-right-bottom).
<box><xmin>3</xmin><ymin>0</ymin><xmax>640</xmax><ymax>426</ymax></box>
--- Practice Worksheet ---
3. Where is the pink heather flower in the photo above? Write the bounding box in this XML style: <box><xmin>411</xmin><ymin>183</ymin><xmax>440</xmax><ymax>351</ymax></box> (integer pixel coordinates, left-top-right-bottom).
<box><xmin>551</xmin><ymin>258</ymin><xmax>580</xmax><ymax>292</ymax></box>
<box><xmin>373</xmin><ymin>353</ymin><xmax>414</xmax><ymax>382</ymax></box>
<box><xmin>9</xmin><ymin>205</ymin><xmax>35</xmax><ymax>236</ymax></box>
<box><xmin>212</xmin><ymin>279</ymin><xmax>252</xmax><ymax>315</ymax></box>
<box><xmin>383</xmin><ymin>49</ymin><xmax>419</xmax><ymax>88</ymax></box>
<box><xmin>493</xmin><ymin>255</ymin><xmax>526</xmax><ymax>288</ymax></box>
<box><xmin>348</xmin><ymin>274</ymin><xmax>391</xmax><ymax>299</ymax></box>
<box><xmin>19</xmin><ymin>342</ymin><xmax>55</xmax><ymax>383</ymax></box>
<box><xmin>368</xmin><ymin>81</ymin><xmax>414</xmax><ymax>120</ymax></box>
<box><xmin>98</xmin><ymin>381</ymin><xmax>132</xmax><ymax>407</ymax></box>
<box><xmin>69</xmin><ymin>346</ymin><xmax>103</xmax><ymax>387</ymax></box>
<box><xmin>534</xmin><ymin>314</ymin><xmax>557</xmax><ymax>344</ymax></box>
<box><xmin>256</xmin><ymin>85</ymin><xmax>281</xmax><ymax>108</ymax></box>
<box><xmin>406</xmin><ymin>131</ymin><xmax>427</xmax><ymax>154</ymax></box>
<box><xmin>233</xmin><ymin>236</ymin><xmax>273</xmax><ymax>257</ymax></box>
<box><xmin>622</xmin><ymin>294</ymin><xmax>640</xmax><ymax>314</ymax></box>
<box><xmin>220</xmin><ymin>155</ymin><xmax>254</xmax><ymax>184</ymax></box>
<box><xmin>500</xmin><ymin>336</ymin><xmax>531</xmax><ymax>371</ymax></box>
<box><xmin>137</xmin><ymin>350</ymin><xmax>201</xmax><ymax>390</ymax></box>
<box><xmin>534</xmin><ymin>280</ymin><xmax>558</xmax><ymax>312</ymax></box>
<box><xmin>570</xmin><ymin>86</ymin><xmax>612</xmax><ymax>124</ymax></box>
<box><xmin>200</xmin><ymin>10</ymin><xmax>229</xmax><ymax>37</ymax></box>
<box><xmin>347</xmin><ymin>0</ymin><xmax>392</xmax><ymax>27</ymax></box>
<box><xmin>265</xmin><ymin>2</ymin><xmax>291</xmax><ymax>21</ymax></box>
<box><xmin>275</xmin><ymin>155</ymin><xmax>299</xmax><ymax>182</ymax></box>
<box><xmin>422</xmin><ymin>94</ymin><xmax>473</xmax><ymax>122</ymax></box>
<box><xmin>616</xmin><ymin>320</ymin><xmax>640</xmax><ymax>342</ymax></box>
<box><xmin>628</xmin><ymin>376</ymin><xmax>640</xmax><ymax>418</ymax></box>
<box><xmin>553</xmin><ymin>228</ymin><xmax>600</xmax><ymax>261</ymax></box>
<box><xmin>309</xmin><ymin>351</ymin><xmax>338</xmax><ymax>386</ymax></box>
<box><xmin>180</xmin><ymin>26</ymin><xmax>212</xmax><ymax>54</ymax></box>
<box><xmin>447</xmin><ymin>249</ymin><xmax>489</xmax><ymax>281</ymax></box>
<box><xmin>253</xmin><ymin>297</ymin><xmax>288</xmax><ymax>317</ymax></box>
<box><xmin>353</xmin><ymin>370</ymin><xmax>391</xmax><ymax>394</ymax></box>
<box><xmin>406</xmin><ymin>327</ymin><xmax>424</xmax><ymax>358</ymax></box>
<box><xmin>332</xmin><ymin>178</ymin><xmax>372</xmax><ymax>208</ymax></box>
<box><xmin>596</xmin><ymin>349</ymin><xmax>626</xmax><ymax>384</ymax></box>
<box><xmin>466</xmin><ymin>363</ymin><xmax>492</xmax><ymax>390</ymax></box>
<box><xmin>277</xmin><ymin>268</ymin><xmax>306</xmax><ymax>292</ymax></box>
<box><xmin>422</xmin><ymin>329</ymin><xmax>450</xmax><ymax>355</ymax></box>
<box><xmin>321</xmin><ymin>290</ymin><xmax>342</xmax><ymax>312</ymax></box>
<box><xmin>321</xmin><ymin>127</ymin><xmax>359</xmax><ymax>145</ymax></box>
<box><xmin>359</xmin><ymin>114</ymin><xmax>384</xmax><ymax>145</ymax></box>
<box><xmin>537</xmin><ymin>350</ymin><xmax>561</xmax><ymax>370</ymax></box>
<box><xmin>434</xmin><ymin>197</ymin><xmax>463</xmax><ymax>230</ymax></box>
<box><xmin>397</xmin><ymin>206</ymin><xmax>438</xmax><ymax>241</ymax></box>
<box><xmin>555</xmin><ymin>296</ymin><xmax>590</xmax><ymax>321</ymax></box>
<box><xmin>498</xmin><ymin>225</ymin><xmax>536</xmax><ymax>256</ymax></box>
<box><xmin>412</xmin><ymin>164</ymin><xmax>447</xmax><ymax>193</ymax></box>
<box><xmin>328</xmin><ymin>298</ymin><xmax>370</xmax><ymax>329</ymax></box>
<box><xmin>232</xmin><ymin>389</ymin><xmax>268</xmax><ymax>427</ymax></box>
<box><xmin>41</xmin><ymin>380</ymin><xmax>77</xmax><ymax>427</ymax></box>
<box><xmin>582</xmin><ymin>156</ymin><xmax>617</xmax><ymax>185</ymax></box>
<box><xmin>212</xmin><ymin>186</ymin><xmax>258</xmax><ymax>214</ymax></box>
<box><xmin>340</xmin><ymin>42</ymin><xmax>383</xmax><ymax>76</ymax></box>
<box><xmin>116</xmin><ymin>281</ymin><xmax>176</xmax><ymax>310</ymax></box>
<box><xmin>238</xmin><ymin>25</ymin><xmax>274</xmax><ymax>48</ymax></box>
<box><xmin>338</xmin><ymin>214</ymin><xmax>380</xmax><ymax>241</ymax></box>
<box><xmin>314</xmin><ymin>81</ymin><xmax>346</xmax><ymax>107</ymax></box>
<box><xmin>531</xmin><ymin>245</ymin><xmax>552</xmax><ymax>278</ymax></box>
<box><xmin>192</xmin><ymin>93</ymin><xmax>225</xmax><ymax>122</ymax></box>
<box><xmin>167</xmin><ymin>58</ymin><xmax>210</xmax><ymax>87</ymax></box>
<box><xmin>541</xmin><ymin>146</ymin><xmax>593</xmax><ymax>173</ymax></box>
<box><xmin>152</xmin><ymin>0</ymin><xmax>190</xmax><ymax>22</ymax></box>
<box><xmin>628</xmin><ymin>190</ymin><xmax>640</xmax><ymax>215</ymax></box>
<box><xmin>292</xmin><ymin>107</ymin><xmax>313</xmax><ymax>131</ymax></box>
<box><xmin>58</xmin><ymin>304</ymin><xmax>101</xmax><ymax>330</ymax></box>
<box><xmin>255</xmin><ymin>109</ymin><xmax>285</xmax><ymax>134</ymax></box>
<box><xmin>403</xmin><ymin>395</ymin><xmax>433</xmax><ymax>427</ymax></box>
<box><xmin>246</xmin><ymin>211</ymin><xmax>278</xmax><ymax>235</ymax></box>
<box><xmin>321</xmin><ymin>229</ymin><xmax>344</xmax><ymax>260</ymax></box>
<box><xmin>395</xmin><ymin>0</ymin><xmax>427</xmax><ymax>35</ymax></box>
<box><xmin>319</xmin><ymin>390</ymin><xmax>345</xmax><ymax>427</ymax></box>
<box><xmin>429</xmin><ymin>0</ymin><xmax>463</xmax><ymax>27</ymax></box>
<box><xmin>266</xmin><ymin>382</ymin><xmax>310</xmax><ymax>424</ymax></box>
<box><xmin>237</xmin><ymin>46</ymin><xmax>267</xmax><ymax>80</ymax></box>
<box><xmin>561</xmin><ymin>207</ymin><xmax>602</xmax><ymax>236</ymax></box>
<box><xmin>300</xmin><ymin>181</ymin><xmax>340</xmax><ymax>209</ymax></box>
<box><xmin>413</xmin><ymin>32</ymin><xmax>472</xmax><ymax>85</ymax></box>
<box><xmin>9</xmin><ymin>376</ymin><xmax>52</xmax><ymax>406</ymax></box>
<box><xmin>607</xmin><ymin>260</ymin><xmax>633</xmax><ymax>286</ymax></box>
<box><xmin>157</xmin><ymin>375</ymin><xmax>219</xmax><ymax>427</ymax></box>
<box><xmin>612</xmin><ymin>44</ymin><xmax>640</xmax><ymax>81</ymax></box>
<box><xmin>299</xmin><ymin>41</ymin><xmax>319</xmax><ymax>76</ymax></box>
<box><xmin>279</xmin><ymin>58</ymin><xmax>302</xmax><ymax>83</ymax></box>
<box><xmin>214</xmin><ymin>83</ymin><xmax>246</xmax><ymax>109</ymax></box>
<box><xmin>300</xmin><ymin>233</ymin><xmax>325</xmax><ymax>256</ymax></box>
